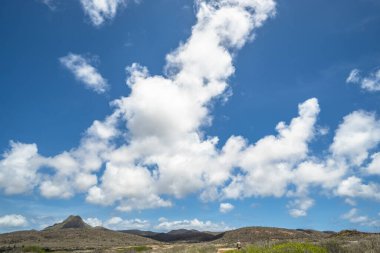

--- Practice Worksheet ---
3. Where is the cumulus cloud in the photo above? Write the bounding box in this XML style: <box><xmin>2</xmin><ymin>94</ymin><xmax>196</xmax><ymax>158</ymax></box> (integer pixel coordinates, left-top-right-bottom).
<box><xmin>3</xmin><ymin>0</ymin><xmax>380</xmax><ymax>221</ymax></box>
<box><xmin>347</xmin><ymin>68</ymin><xmax>380</xmax><ymax>92</ymax></box>
<box><xmin>330</xmin><ymin>111</ymin><xmax>380</xmax><ymax>166</ymax></box>
<box><xmin>155</xmin><ymin>218</ymin><xmax>231</xmax><ymax>232</ymax></box>
<box><xmin>222</xmin><ymin>98</ymin><xmax>319</xmax><ymax>200</ymax></box>
<box><xmin>342</xmin><ymin>208</ymin><xmax>380</xmax><ymax>227</ymax></box>
<box><xmin>0</xmin><ymin>142</ymin><xmax>42</xmax><ymax>195</ymax></box>
<box><xmin>85</xmin><ymin>0</ymin><xmax>277</xmax><ymax>210</ymax></box>
<box><xmin>85</xmin><ymin>217</ymin><xmax>103</xmax><ymax>227</ymax></box>
<box><xmin>219</xmin><ymin>203</ymin><xmax>234</xmax><ymax>213</ymax></box>
<box><xmin>288</xmin><ymin>198</ymin><xmax>314</xmax><ymax>218</ymax></box>
<box><xmin>0</xmin><ymin>215</ymin><xmax>28</xmax><ymax>227</ymax></box>
<box><xmin>86</xmin><ymin>216</ymin><xmax>150</xmax><ymax>230</ymax></box>
<box><xmin>336</xmin><ymin>176</ymin><xmax>380</xmax><ymax>201</ymax></box>
<box><xmin>60</xmin><ymin>53</ymin><xmax>109</xmax><ymax>94</ymax></box>
<box><xmin>106</xmin><ymin>217</ymin><xmax>150</xmax><ymax>230</ymax></box>
<box><xmin>80</xmin><ymin>0</ymin><xmax>131</xmax><ymax>26</ymax></box>
<box><xmin>365</xmin><ymin>152</ymin><xmax>380</xmax><ymax>175</ymax></box>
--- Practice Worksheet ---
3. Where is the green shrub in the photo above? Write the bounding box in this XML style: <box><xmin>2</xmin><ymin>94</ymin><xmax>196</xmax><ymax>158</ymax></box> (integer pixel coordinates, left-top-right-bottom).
<box><xmin>22</xmin><ymin>245</ymin><xmax>46</xmax><ymax>253</ymax></box>
<box><xmin>227</xmin><ymin>242</ymin><xmax>327</xmax><ymax>253</ymax></box>
<box><xmin>117</xmin><ymin>245</ymin><xmax>152</xmax><ymax>252</ymax></box>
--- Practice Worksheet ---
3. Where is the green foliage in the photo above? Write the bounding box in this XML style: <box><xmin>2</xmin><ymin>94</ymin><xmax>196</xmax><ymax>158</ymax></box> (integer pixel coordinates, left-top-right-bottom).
<box><xmin>154</xmin><ymin>244</ymin><xmax>217</xmax><ymax>253</ymax></box>
<box><xmin>117</xmin><ymin>245</ymin><xmax>152</xmax><ymax>252</ymax></box>
<box><xmin>226</xmin><ymin>242</ymin><xmax>327</xmax><ymax>253</ymax></box>
<box><xmin>22</xmin><ymin>245</ymin><xmax>46</xmax><ymax>253</ymax></box>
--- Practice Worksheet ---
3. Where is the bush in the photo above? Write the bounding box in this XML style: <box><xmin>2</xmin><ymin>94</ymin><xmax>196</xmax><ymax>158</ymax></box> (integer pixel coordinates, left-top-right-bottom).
<box><xmin>117</xmin><ymin>245</ymin><xmax>152</xmax><ymax>252</ymax></box>
<box><xmin>22</xmin><ymin>246</ymin><xmax>46</xmax><ymax>253</ymax></box>
<box><xmin>227</xmin><ymin>242</ymin><xmax>327</xmax><ymax>253</ymax></box>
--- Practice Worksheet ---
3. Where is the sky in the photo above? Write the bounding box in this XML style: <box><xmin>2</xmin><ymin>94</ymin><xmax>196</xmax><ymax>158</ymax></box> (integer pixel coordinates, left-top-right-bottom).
<box><xmin>0</xmin><ymin>0</ymin><xmax>380</xmax><ymax>233</ymax></box>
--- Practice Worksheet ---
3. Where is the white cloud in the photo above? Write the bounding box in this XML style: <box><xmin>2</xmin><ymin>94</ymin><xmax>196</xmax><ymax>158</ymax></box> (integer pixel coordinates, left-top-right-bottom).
<box><xmin>85</xmin><ymin>216</ymin><xmax>150</xmax><ymax>230</ymax></box>
<box><xmin>346</xmin><ymin>69</ymin><xmax>361</xmax><ymax>84</ymax></box>
<box><xmin>4</xmin><ymin>0</ymin><xmax>380</xmax><ymax>221</ymax></box>
<box><xmin>288</xmin><ymin>198</ymin><xmax>314</xmax><ymax>218</ymax></box>
<box><xmin>330</xmin><ymin>110</ymin><xmax>380</xmax><ymax>166</ymax></box>
<box><xmin>87</xmin><ymin>0</ymin><xmax>277</xmax><ymax>209</ymax></box>
<box><xmin>347</xmin><ymin>67</ymin><xmax>380</xmax><ymax>92</ymax></box>
<box><xmin>219</xmin><ymin>203</ymin><xmax>234</xmax><ymax>213</ymax></box>
<box><xmin>365</xmin><ymin>152</ymin><xmax>380</xmax><ymax>175</ymax></box>
<box><xmin>222</xmin><ymin>98</ymin><xmax>320</xmax><ymax>199</ymax></box>
<box><xmin>85</xmin><ymin>217</ymin><xmax>103</xmax><ymax>227</ymax></box>
<box><xmin>0</xmin><ymin>215</ymin><xmax>28</xmax><ymax>227</ymax></box>
<box><xmin>0</xmin><ymin>142</ymin><xmax>42</xmax><ymax>195</ymax></box>
<box><xmin>342</xmin><ymin>208</ymin><xmax>380</xmax><ymax>227</ymax></box>
<box><xmin>336</xmin><ymin>176</ymin><xmax>380</xmax><ymax>201</ymax></box>
<box><xmin>155</xmin><ymin>218</ymin><xmax>231</xmax><ymax>232</ymax></box>
<box><xmin>106</xmin><ymin>217</ymin><xmax>150</xmax><ymax>230</ymax></box>
<box><xmin>79</xmin><ymin>0</ymin><xmax>129</xmax><ymax>26</ymax></box>
<box><xmin>60</xmin><ymin>53</ymin><xmax>108</xmax><ymax>94</ymax></box>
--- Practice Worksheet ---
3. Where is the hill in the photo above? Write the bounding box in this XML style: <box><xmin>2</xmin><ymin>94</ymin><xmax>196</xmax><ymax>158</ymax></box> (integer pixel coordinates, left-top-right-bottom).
<box><xmin>43</xmin><ymin>215</ymin><xmax>91</xmax><ymax>230</ymax></box>
<box><xmin>0</xmin><ymin>215</ymin><xmax>158</xmax><ymax>251</ymax></box>
<box><xmin>213</xmin><ymin>226</ymin><xmax>331</xmax><ymax>244</ymax></box>
<box><xmin>121</xmin><ymin>229</ymin><xmax>222</xmax><ymax>243</ymax></box>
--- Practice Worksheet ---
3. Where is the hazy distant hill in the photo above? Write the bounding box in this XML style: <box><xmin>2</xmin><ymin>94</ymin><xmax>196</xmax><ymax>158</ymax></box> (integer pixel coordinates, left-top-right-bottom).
<box><xmin>0</xmin><ymin>216</ymin><xmax>158</xmax><ymax>251</ymax></box>
<box><xmin>119</xmin><ymin>229</ymin><xmax>158</xmax><ymax>237</ymax></box>
<box><xmin>122</xmin><ymin>228</ymin><xmax>223</xmax><ymax>243</ymax></box>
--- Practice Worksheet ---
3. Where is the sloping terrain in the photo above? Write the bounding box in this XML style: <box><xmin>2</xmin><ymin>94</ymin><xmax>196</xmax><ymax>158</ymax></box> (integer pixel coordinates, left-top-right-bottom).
<box><xmin>0</xmin><ymin>216</ymin><xmax>158</xmax><ymax>251</ymax></box>
<box><xmin>43</xmin><ymin>215</ymin><xmax>91</xmax><ymax>230</ymax></box>
<box><xmin>213</xmin><ymin>226</ymin><xmax>331</xmax><ymax>244</ymax></box>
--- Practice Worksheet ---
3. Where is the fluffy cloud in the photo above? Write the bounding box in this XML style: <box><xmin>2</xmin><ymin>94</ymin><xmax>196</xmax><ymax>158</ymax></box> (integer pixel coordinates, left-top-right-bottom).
<box><xmin>85</xmin><ymin>216</ymin><xmax>150</xmax><ymax>230</ymax></box>
<box><xmin>347</xmin><ymin>68</ymin><xmax>380</xmax><ymax>92</ymax></box>
<box><xmin>86</xmin><ymin>0</ymin><xmax>277</xmax><ymax>209</ymax></box>
<box><xmin>219</xmin><ymin>203</ymin><xmax>234</xmax><ymax>213</ymax></box>
<box><xmin>0</xmin><ymin>215</ymin><xmax>28</xmax><ymax>227</ymax></box>
<box><xmin>288</xmin><ymin>198</ymin><xmax>314</xmax><ymax>218</ymax></box>
<box><xmin>336</xmin><ymin>176</ymin><xmax>380</xmax><ymax>201</ymax></box>
<box><xmin>342</xmin><ymin>208</ymin><xmax>380</xmax><ymax>227</ymax></box>
<box><xmin>85</xmin><ymin>217</ymin><xmax>103</xmax><ymax>227</ymax></box>
<box><xmin>155</xmin><ymin>218</ymin><xmax>231</xmax><ymax>232</ymax></box>
<box><xmin>106</xmin><ymin>217</ymin><xmax>150</xmax><ymax>230</ymax></box>
<box><xmin>222</xmin><ymin>98</ymin><xmax>319</xmax><ymax>199</ymax></box>
<box><xmin>80</xmin><ymin>0</ymin><xmax>130</xmax><ymax>26</ymax></box>
<box><xmin>0</xmin><ymin>142</ymin><xmax>42</xmax><ymax>195</ymax></box>
<box><xmin>85</xmin><ymin>216</ymin><xmax>229</xmax><ymax>231</ymax></box>
<box><xmin>330</xmin><ymin>111</ymin><xmax>380</xmax><ymax>166</ymax></box>
<box><xmin>60</xmin><ymin>53</ymin><xmax>108</xmax><ymax>94</ymax></box>
<box><xmin>365</xmin><ymin>152</ymin><xmax>380</xmax><ymax>175</ymax></box>
<box><xmin>3</xmin><ymin>0</ymin><xmax>380</xmax><ymax>221</ymax></box>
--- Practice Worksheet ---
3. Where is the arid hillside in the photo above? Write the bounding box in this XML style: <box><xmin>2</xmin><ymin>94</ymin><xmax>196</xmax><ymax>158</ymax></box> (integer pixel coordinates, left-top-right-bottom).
<box><xmin>0</xmin><ymin>216</ymin><xmax>158</xmax><ymax>251</ymax></box>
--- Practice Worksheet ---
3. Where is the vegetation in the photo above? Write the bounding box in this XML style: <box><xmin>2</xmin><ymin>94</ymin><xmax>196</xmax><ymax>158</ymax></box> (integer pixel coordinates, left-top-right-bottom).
<box><xmin>322</xmin><ymin>238</ymin><xmax>380</xmax><ymax>253</ymax></box>
<box><xmin>153</xmin><ymin>244</ymin><xmax>217</xmax><ymax>253</ymax></box>
<box><xmin>22</xmin><ymin>246</ymin><xmax>46</xmax><ymax>253</ymax></box>
<box><xmin>117</xmin><ymin>246</ymin><xmax>152</xmax><ymax>252</ymax></box>
<box><xmin>226</xmin><ymin>242</ymin><xmax>327</xmax><ymax>253</ymax></box>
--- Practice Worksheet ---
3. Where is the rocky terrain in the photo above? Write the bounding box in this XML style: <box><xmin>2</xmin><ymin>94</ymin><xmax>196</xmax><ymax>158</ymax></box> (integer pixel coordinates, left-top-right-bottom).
<box><xmin>0</xmin><ymin>216</ymin><xmax>157</xmax><ymax>251</ymax></box>
<box><xmin>1</xmin><ymin>215</ymin><xmax>380</xmax><ymax>252</ymax></box>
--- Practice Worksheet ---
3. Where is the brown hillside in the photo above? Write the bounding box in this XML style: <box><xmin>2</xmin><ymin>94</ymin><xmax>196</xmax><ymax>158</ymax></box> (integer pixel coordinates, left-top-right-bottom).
<box><xmin>214</xmin><ymin>226</ymin><xmax>330</xmax><ymax>244</ymax></box>
<box><xmin>0</xmin><ymin>216</ymin><xmax>158</xmax><ymax>251</ymax></box>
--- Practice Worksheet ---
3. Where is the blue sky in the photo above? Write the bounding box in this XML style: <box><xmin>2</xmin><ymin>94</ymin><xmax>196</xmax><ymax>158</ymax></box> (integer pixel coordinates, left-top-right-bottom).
<box><xmin>1</xmin><ymin>0</ymin><xmax>380</xmax><ymax>233</ymax></box>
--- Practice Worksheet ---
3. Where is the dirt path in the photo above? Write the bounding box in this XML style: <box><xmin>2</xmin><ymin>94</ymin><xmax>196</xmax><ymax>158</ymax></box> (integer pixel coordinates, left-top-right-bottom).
<box><xmin>216</xmin><ymin>248</ymin><xmax>236</xmax><ymax>253</ymax></box>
